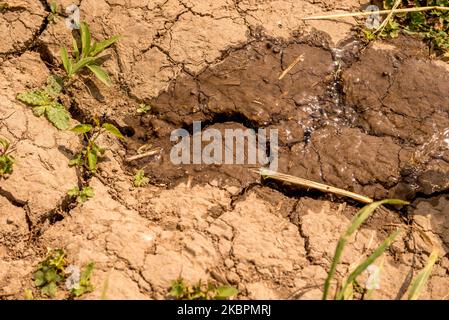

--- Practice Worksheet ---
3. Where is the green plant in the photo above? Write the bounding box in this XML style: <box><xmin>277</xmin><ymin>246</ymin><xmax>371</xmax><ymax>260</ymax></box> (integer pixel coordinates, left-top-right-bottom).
<box><xmin>67</xmin><ymin>186</ymin><xmax>95</xmax><ymax>203</ymax></box>
<box><xmin>366</xmin><ymin>1</ymin><xmax>449</xmax><ymax>57</ymax></box>
<box><xmin>0</xmin><ymin>136</ymin><xmax>15</xmax><ymax>176</ymax></box>
<box><xmin>136</xmin><ymin>104</ymin><xmax>151</xmax><ymax>114</ymax></box>
<box><xmin>323</xmin><ymin>199</ymin><xmax>409</xmax><ymax>300</ymax></box>
<box><xmin>408</xmin><ymin>248</ymin><xmax>439</xmax><ymax>300</ymax></box>
<box><xmin>48</xmin><ymin>1</ymin><xmax>58</xmax><ymax>22</ymax></box>
<box><xmin>34</xmin><ymin>249</ymin><xmax>67</xmax><ymax>298</ymax></box>
<box><xmin>169</xmin><ymin>278</ymin><xmax>238</xmax><ymax>300</ymax></box>
<box><xmin>69</xmin><ymin>119</ymin><xmax>124</xmax><ymax>173</ymax></box>
<box><xmin>133</xmin><ymin>169</ymin><xmax>149</xmax><ymax>187</ymax></box>
<box><xmin>61</xmin><ymin>22</ymin><xmax>120</xmax><ymax>86</ymax></box>
<box><xmin>68</xmin><ymin>262</ymin><xmax>95</xmax><ymax>297</ymax></box>
<box><xmin>17</xmin><ymin>75</ymin><xmax>71</xmax><ymax>130</ymax></box>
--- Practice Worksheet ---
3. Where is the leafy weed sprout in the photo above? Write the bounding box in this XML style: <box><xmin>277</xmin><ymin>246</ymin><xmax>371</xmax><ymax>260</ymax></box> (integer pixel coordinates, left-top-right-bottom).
<box><xmin>133</xmin><ymin>169</ymin><xmax>150</xmax><ymax>187</ymax></box>
<box><xmin>69</xmin><ymin>119</ymin><xmax>124</xmax><ymax>173</ymax></box>
<box><xmin>33</xmin><ymin>248</ymin><xmax>94</xmax><ymax>298</ymax></box>
<box><xmin>0</xmin><ymin>136</ymin><xmax>14</xmax><ymax>176</ymax></box>
<box><xmin>67</xmin><ymin>186</ymin><xmax>95</xmax><ymax>203</ymax></box>
<box><xmin>33</xmin><ymin>249</ymin><xmax>67</xmax><ymax>298</ymax></box>
<box><xmin>48</xmin><ymin>1</ymin><xmax>58</xmax><ymax>22</ymax></box>
<box><xmin>61</xmin><ymin>22</ymin><xmax>120</xmax><ymax>86</ymax></box>
<box><xmin>169</xmin><ymin>278</ymin><xmax>238</xmax><ymax>300</ymax></box>
<box><xmin>136</xmin><ymin>104</ymin><xmax>151</xmax><ymax>115</ymax></box>
<box><xmin>364</xmin><ymin>1</ymin><xmax>449</xmax><ymax>57</ymax></box>
<box><xmin>17</xmin><ymin>75</ymin><xmax>71</xmax><ymax>130</ymax></box>
<box><xmin>16</xmin><ymin>22</ymin><xmax>120</xmax><ymax>130</ymax></box>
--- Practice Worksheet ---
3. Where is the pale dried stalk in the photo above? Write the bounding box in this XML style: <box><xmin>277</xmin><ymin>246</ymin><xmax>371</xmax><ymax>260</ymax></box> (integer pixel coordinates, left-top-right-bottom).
<box><xmin>126</xmin><ymin>148</ymin><xmax>162</xmax><ymax>162</ymax></box>
<box><xmin>301</xmin><ymin>6</ymin><xmax>449</xmax><ymax>21</ymax></box>
<box><xmin>375</xmin><ymin>0</ymin><xmax>402</xmax><ymax>34</ymax></box>
<box><xmin>278</xmin><ymin>54</ymin><xmax>305</xmax><ymax>80</ymax></box>
<box><xmin>257</xmin><ymin>169</ymin><xmax>373</xmax><ymax>204</ymax></box>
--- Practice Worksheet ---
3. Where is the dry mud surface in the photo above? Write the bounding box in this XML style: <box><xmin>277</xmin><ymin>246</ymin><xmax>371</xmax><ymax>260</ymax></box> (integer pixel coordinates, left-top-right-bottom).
<box><xmin>1</xmin><ymin>0</ymin><xmax>449</xmax><ymax>300</ymax></box>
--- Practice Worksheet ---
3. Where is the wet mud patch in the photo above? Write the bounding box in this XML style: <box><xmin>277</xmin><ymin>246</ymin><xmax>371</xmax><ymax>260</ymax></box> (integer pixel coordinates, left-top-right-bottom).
<box><xmin>125</xmin><ymin>36</ymin><xmax>349</xmax><ymax>187</ymax></box>
<box><xmin>124</xmin><ymin>35</ymin><xmax>449</xmax><ymax>207</ymax></box>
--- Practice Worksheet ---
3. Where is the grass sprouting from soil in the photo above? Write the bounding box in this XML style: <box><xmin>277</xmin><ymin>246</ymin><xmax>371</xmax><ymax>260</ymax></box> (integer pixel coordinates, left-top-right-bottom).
<box><xmin>323</xmin><ymin>199</ymin><xmax>409</xmax><ymax>300</ymax></box>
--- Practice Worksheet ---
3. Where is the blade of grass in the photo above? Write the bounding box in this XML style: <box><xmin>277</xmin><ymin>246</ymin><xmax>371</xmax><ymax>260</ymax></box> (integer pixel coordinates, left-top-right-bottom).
<box><xmin>90</xmin><ymin>35</ymin><xmax>121</xmax><ymax>57</ymax></box>
<box><xmin>60</xmin><ymin>47</ymin><xmax>72</xmax><ymax>76</ymax></box>
<box><xmin>337</xmin><ymin>228</ymin><xmax>402</xmax><ymax>300</ymax></box>
<box><xmin>322</xmin><ymin>199</ymin><xmax>409</xmax><ymax>300</ymax></box>
<box><xmin>408</xmin><ymin>249</ymin><xmax>439</xmax><ymax>300</ymax></box>
<box><xmin>80</xmin><ymin>22</ymin><xmax>91</xmax><ymax>58</ymax></box>
<box><xmin>87</xmin><ymin>64</ymin><xmax>112</xmax><ymax>86</ymax></box>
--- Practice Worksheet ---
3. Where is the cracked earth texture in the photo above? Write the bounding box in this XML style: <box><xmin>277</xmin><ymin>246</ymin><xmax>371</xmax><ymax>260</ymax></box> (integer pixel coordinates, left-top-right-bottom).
<box><xmin>1</xmin><ymin>0</ymin><xmax>449</xmax><ymax>300</ymax></box>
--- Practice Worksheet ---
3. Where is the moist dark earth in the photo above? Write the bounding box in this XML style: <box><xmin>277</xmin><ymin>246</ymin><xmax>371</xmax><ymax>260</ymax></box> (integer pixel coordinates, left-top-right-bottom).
<box><xmin>1</xmin><ymin>0</ymin><xmax>449</xmax><ymax>300</ymax></box>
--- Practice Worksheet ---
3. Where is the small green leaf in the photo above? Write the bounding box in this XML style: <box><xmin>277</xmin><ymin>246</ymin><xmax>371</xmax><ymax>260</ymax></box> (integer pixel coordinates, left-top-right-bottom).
<box><xmin>69</xmin><ymin>154</ymin><xmax>83</xmax><ymax>167</ymax></box>
<box><xmin>0</xmin><ymin>155</ymin><xmax>15</xmax><ymax>175</ymax></box>
<box><xmin>89</xmin><ymin>35</ymin><xmax>121</xmax><ymax>57</ymax></box>
<box><xmin>86</xmin><ymin>148</ymin><xmax>98</xmax><ymax>172</ymax></box>
<box><xmin>78</xmin><ymin>187</ymin><xmax>94</xmax><ymax>203</ymax></box>
<box><xmin>44</xmin><ymin>75</ymin><xmax>63</xmax><ymax>97</ymax></box>
<box><xmin>92</xmin><ymin>143</ymin><xmax>106</xmax><ymax>155</ymax></box>
<box><xmin>72</xmin><ymin>57</ymin><xmax>96</xmax><ymax>75</ymax></box>
<box><xmin>80</xmin><ymin>22</ymin><xmax>91</xmax><ymax>58</ymax></box>
<box><xmin>33</xmin><ymin>271</ymin><xmax>45</xmax><ymax>287</ymax></box>
<box><xmin>50</xmin><ymin>1</ymin><xmax>58</xmax><ymax>14</ymax></box>
<box><xmin>46</xmin><ymin>103</ymin><xmax>71</xmax><ymax>130</ymax></box>
<box><xmin>70</xmin><ymin>124</ymin><xmax>93</xmax><ymax>134</ymax></box>
<box><xmin>215</xmin><ymin>286</ymin><xmax>238</xmax><ymax>299</ymax></box>
<box><xmin>60</xmin><ymin>47</ymin><xmax>72</xmax><ymax>76</ymax></box>
<box><xmin>134</xmin><ymin>169</ymin><xmax>149</xmax><ymax>187</ymax></box>
<box><xmin>41</xmin><ymin>282</ymin><xmax>57</xmax><ymax>298</ymax></box>
<box><xmin>67</xmin><ymin>187</ymin><xmax>80</xmax><ymax>198</ymax></box>
<box><xmin>17</xmin><ymin>90</ymin><xmax>51</xmax><ymax>106</ymax></box>
<box><xmin>102</xmin><ymin>123</ymin><xmax>124</xmax><ymax>139</ymax></box>
<box><xmin>86</xmin><ymin>64</ymin><xmax>112</xmax><ymax>87</ymax></box>
<box><xmin>72</xmin><ymin>38</ymin><xmax>80</xmax><ymax>61</ymax></box>
<box><xmin>32</xmin><ymin>106</ymin><xmax>47</xmax><ymax>117</ymax></box>
<box><xmin>170</xmin><ymin>280</ymin><xmax>186</xmax><ymax>298</ymax></box>
<box><xmin>136</xmin><ymin>104</ymin><xmax>151</xmax><ymax>114</ymax></box>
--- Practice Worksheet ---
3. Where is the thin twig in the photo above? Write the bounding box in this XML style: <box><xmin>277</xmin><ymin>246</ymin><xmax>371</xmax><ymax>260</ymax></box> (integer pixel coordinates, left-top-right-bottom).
<box><xmin>255</xmin><ymin>168</ymin><xmax>373</xmax><ymax>204</ymax></box>
<box><xmin>375</xmin><ymin>0</ymin><xmax>401</xmax><ymax>35</ymax></box>
<box><xmin>301</xmin><ymin>6</ymin><xmax>449</xmax><ymax>21</ymax></box>
<box><xmin>125</xmin><ymin>148</ymin><xmax>162</xmax><ymax>162</ymax></box>
<box><xmin>278</xmin><ymin>54</ymin><xmax>305</xmax><ymax>80</ymax></box>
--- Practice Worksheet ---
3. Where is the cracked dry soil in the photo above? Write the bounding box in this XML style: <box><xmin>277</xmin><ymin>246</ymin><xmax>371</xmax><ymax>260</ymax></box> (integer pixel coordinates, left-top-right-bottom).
<box><xmin>1</xmin><ymin>0</ymin><xmax>449</xmax><ymax>300</ymax></box>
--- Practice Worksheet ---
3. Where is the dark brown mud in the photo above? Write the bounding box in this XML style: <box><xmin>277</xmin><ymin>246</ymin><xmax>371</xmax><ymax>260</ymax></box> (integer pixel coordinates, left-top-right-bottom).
<box><xmin>122</xmin><ymin>35</ymin><xmax>449</xmax><ymax>212</ymax></box>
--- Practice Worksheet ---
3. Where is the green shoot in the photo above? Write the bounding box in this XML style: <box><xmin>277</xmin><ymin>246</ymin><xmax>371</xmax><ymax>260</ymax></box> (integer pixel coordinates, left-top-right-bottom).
<box><xmin>60</xmin><ymin>22</ymin><xmax>121</xmax><ymax>86</ymax></box>
<box><xmin>133</xmin><ymin>169</ymin><xmax>149</xmax><ymax>187</ymax></box>
<box><xmin>365</xmin><ymin>1</ymin><xmax>449</xmax><ymax>57</ymax></box>
<box><xmin>69</xmin><ymin>119</ymin><xmax>124</xmax><ymax>173</ymax></box>
<box><xmin>17</xmin><ymin>75</ymin><xmax>71</xmax><ymax>130</ymax></box>
<box><xmin>336</xmin><ymin>228</ymin><xmax>402</xmax><ymax>300</ymax></box>
<box><xmin>34</xmin><ymin>249</ymin><xmax>67</xmax><ymax>298</ymax></box>
<box><xmin>69</xmin><ymin>262</ymin><xmax>95</xmax><ymax>297</ymax></box>
<box><xmin>408</xmin><ymin>249</ymin><xmax>439</xmax><ymax>300</ymax></box>
<box><xmin>48</xmin><ymin>1</ymin><xmax>58</xmax><ymax>22</ymax></box>
<box><xmin>0</xmin><ymin>136</ymin><xmax>14</xmax><ymax>176</ymax></box>
<box><xmin>136</xmin><ymin>104</ymin><xmax>151</xmax><ymax>114</ymax></box>
<box><xmin>67</xmin><ymin>186</ymin><xmax>95</xmax><ymax>203</ymax></box>
<box><xmin>169</xmin><ymin>278</ymin><xmax>238</xmax><ymax>300</ymax></box>
<box><xmin>323</xmin><ymin>199</ymin><xmax>409</xmax><ymax>300</ymax></box>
